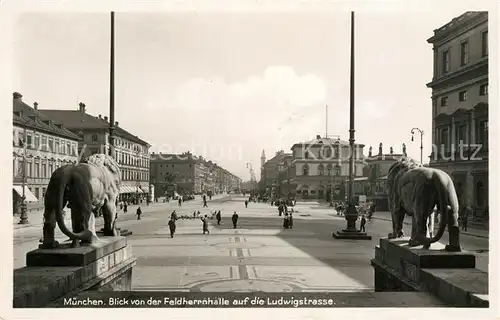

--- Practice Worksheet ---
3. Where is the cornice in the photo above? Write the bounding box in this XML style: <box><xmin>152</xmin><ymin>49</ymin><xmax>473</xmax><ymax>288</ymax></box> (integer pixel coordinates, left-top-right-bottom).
<box><xmin>427</xmin><ymin>58</ymin><xmax>488</xmax><ymax>89</ymax></box>
<box><xmin>427</xmin><ymin>12</ymin><xmax>487</xmax><ymax>45</ymax></box>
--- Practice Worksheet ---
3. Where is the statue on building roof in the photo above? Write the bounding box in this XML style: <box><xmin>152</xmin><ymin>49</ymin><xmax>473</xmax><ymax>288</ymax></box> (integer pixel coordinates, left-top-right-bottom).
<box><xmin>402</xmin><ymin>143</ymin><xmax>407</xmax><ymax>156</ymax></box>
<box><xmin>390</xmin><ymin>146</ymin><xmax>394</xmax><ymax>154</ymax></box>
<box><xmin>368</xmin><ymin>146</ymin><xmax>372</xmax><ymax>157</ymax></box>
<box><xmin>378</xmin><ymin>143</ymin><xmax>383</xmax><ymax>155</ymax></box>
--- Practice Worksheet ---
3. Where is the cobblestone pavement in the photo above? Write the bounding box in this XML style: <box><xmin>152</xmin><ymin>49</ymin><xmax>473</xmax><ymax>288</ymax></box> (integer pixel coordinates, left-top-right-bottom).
<box><xmin>14</xmin><ymin>196</ymin><xmax>489</xmax><ymax>291</ymax></box>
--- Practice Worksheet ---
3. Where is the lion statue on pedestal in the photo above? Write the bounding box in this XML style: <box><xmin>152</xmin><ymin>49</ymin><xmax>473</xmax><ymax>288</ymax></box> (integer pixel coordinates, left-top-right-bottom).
<box><xmin>40</xmin><ymin>153</ymin><xmax>121</xmax><ymax>249</ymax></box>
<box><xmin>386</xmin><ymin>157</ymin><xmax>461</xmax><ymax>252</ymax></box>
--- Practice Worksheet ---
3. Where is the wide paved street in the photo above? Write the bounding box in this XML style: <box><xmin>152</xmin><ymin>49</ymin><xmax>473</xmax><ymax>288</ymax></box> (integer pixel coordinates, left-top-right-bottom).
<box><xmin>13</xmin><ymin>196</ymin><xmax>489</xmax><ymax>292</ymax></box>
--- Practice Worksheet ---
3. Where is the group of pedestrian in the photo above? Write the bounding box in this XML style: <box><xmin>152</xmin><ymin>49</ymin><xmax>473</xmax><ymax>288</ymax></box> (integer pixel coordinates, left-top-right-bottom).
<box><xmin>277</xmin><ymin>201</ymin><xmax>288</xmax><ymax>216</ymax></box>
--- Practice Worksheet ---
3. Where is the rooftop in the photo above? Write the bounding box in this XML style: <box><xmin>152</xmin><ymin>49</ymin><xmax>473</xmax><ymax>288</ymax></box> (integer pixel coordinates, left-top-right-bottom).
<box><xmin>13</xmin><ymin>95</ymin><xmax>81</xmax><ymax>141</ymax></box>
<box><xmin>427</xmin><ymin>11</ymin><xmax>487</xmax><ymax>43</ymax></box>
<box><xmin>291</xmin><ymin>135</ymin><xmax>364</xmax><ymax>149</ymax></box>
<box><xmin>40</xmin><ymin>106</ymin><xmax>150</xmax><ymax>146</ymax></box>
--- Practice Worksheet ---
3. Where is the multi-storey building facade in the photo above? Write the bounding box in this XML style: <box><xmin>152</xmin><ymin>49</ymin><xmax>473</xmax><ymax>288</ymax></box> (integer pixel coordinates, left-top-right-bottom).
<box><xmin>290</xmin><ymin>135</ymin><xmax>365</xmax><ymax>200</ymax></box>
<box><xmin>150</xmin><ymin>152</ymin><xmax>198</xmax><ymax>197</ymax></box>
<box><xmin>259</xmin><ymin>150</ymin><xmax>292</xmax><ymax>198</ymax></box>
<box><xmin>427</xmin><ymin>11</ymin><xmax>488</xmax><ymax>222</ymax></box>
<box><xmin>353</xmin><ymin>143</ymin><xmax>405</xmax><ymax>210</ymax></box>
<box><xmin>12</xmin><ymin>92</ymin><xmax>81</xmax><ymax>213</ymax></box>
<box><xmin>149</xmin><ymin>152</ymin><xmax>241</xmax><ymax>197</ymax></box>
<box><xmin>40</xmin><ymin>103</ymin><xmax>151</xmax><ymax>201</ymax></box>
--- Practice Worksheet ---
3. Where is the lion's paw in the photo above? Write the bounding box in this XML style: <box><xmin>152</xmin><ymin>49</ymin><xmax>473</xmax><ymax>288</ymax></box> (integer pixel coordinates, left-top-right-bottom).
<box><xmin>40</xmin><ymin>240</ymin><xmax>60</xmax><ymax>249</ymax></box>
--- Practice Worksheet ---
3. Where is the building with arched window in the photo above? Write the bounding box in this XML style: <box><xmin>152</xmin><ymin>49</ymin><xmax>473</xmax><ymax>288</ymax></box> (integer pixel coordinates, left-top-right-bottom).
<box><xmin>427</xmin><ymin>11</ymin><xmax>488</xmax><ymax>224</ymax></box>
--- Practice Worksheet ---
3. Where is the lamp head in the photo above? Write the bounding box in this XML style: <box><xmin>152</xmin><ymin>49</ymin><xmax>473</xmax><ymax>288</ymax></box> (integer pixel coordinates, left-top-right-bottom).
<box><xmin>411</xmin><ymin>134</ymin><xmax>414</xmax><ymax>142</ymax></box>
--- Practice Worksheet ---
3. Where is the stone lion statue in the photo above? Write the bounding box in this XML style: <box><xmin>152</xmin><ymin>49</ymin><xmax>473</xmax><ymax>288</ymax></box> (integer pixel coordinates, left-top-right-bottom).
<box><xmin>40</xmin><ymin>153</ymin><xmax>121</xmax><ymax>249</ymax></box>
<box><xmin>387</xmin><ymin>157</ymin><xmax>461</xmax><ymax>252</ymax></box>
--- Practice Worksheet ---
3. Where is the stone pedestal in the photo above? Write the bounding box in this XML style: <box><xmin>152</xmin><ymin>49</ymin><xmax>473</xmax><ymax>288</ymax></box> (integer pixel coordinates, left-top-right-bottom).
<box><xmin>371</xmin><ymin>237</ymin><xmax>488</xmax><ymax>307</ymax></box>
<box><xmin>14</xmin><ymin>237</ymin><xmax>136</xmax><ymax>308</ymax></box>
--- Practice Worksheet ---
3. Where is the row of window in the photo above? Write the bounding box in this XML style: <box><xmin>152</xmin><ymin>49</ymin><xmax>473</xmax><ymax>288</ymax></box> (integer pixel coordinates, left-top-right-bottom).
<box><xmin>440</xmin><ymin>84</ymin><xmax>488</xmax><ymax>106</ymax></box>
<box><xmin>12</xmin><ymin>156</ymin><xmax>150</xmax><ymax>182</ymax></box>
<box><xmin>13</xmin><ymin>158</ymin><xmax>76</xmax><ymax>179</ymax></box>
<box><xmin>122</xmin><ymin>169</ymin><xmax>149</xmax><ymax>182</ymax></box>
<box><xmin>13</xmin><ymin>130</ymin><xmax>78</xmax><ymax>156</ymax></box>
<box><xmin>115</xmin><ymin>151</ymin><xmax>149</xmax><ymax>168</ymax></box>
<box><xmin>298</xmin><ymin>164</ymin><xmax>360</xmax><ymax>176</ymax></box>
<box><xmin>298</xmin><ymin>148</ymin><xmax>360</xmax><ymax>159</ymax></box>
<box><xmin>160</xmin><ymin>164</ymin><xmax>193</xmax><ymax>168</ymax></box>
<box><xmin>113</xmin><ymin>136</ymin><xmax>148</xmax><ymax>154</ymax></box>
<box><xmin>441</xmin><ymin>30</ymin><xmax>487</xmax><ymax>75</ymax></box>
<box><xmin>437</xmin><ymin>119</ymin><xmax>488</xmax><ymax>151</ymax></box>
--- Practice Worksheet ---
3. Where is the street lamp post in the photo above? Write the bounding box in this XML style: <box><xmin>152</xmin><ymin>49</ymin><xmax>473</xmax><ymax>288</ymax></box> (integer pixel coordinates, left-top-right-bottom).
<box><xmin>333</xmin><ymin>11</ymin><xmax>371</xmax><ymax>240</ymax></box>
<box><xmin>19</xmin><ymin>121</ymin><xmax>29</xmax><ymax>224</ymax></box>
<box><xmin>136</xmin><ymin>148</ymin><xmax>140</xmax><ymax>204</ymax></box>
<box><xmin>411</xmin><ymin>128</ymin><xmax>424</xmax><ymax>164</ymax></box>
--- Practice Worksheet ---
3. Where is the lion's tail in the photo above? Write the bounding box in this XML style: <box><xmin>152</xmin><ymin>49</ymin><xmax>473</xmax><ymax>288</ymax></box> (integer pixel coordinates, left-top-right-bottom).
<box><xmin>427</xmin><ymin>173</ymin><xmax>450</xmax><ymax>244</ymax></box>
<box><xmin>55</xmin><ymin>167</ymin><xmax>93</xmax><ymax>242</ymax></box>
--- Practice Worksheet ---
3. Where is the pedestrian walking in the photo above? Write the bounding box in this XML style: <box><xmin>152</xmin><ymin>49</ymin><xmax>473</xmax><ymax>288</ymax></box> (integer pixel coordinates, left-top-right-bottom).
<box><xmin>289</xmin><ymin>212</ymin><xmax>294</xmax><ymax>229</ymax></box>
<box><xmin>168</xmin><ymin>217</ymin><xmax>176</xmax><ymax>238</ymax></box>
<box><xmin>216</xmin><ymin>210</ymin><xmax>221</xmax><ymax>225</ymax></box>
<box><xmin>232</xmin><ymin>211</ymin><xmax>239</xmax><ymax>229</ymax></box>
<box><xmin>359</xmin><ymin>215</ymin><xmax>366</xmax><ymax>232</ymax></box>
<box><xmin>124</xmin><ymin>202</ymin><xmax>128</xmax><ymax>213</ymax></box>
<box><xmin>283</xmin><ymin>213</ymin><xmax>290</xmax><ymax>229</ymax></box>
<box><xmin>202</xmin><ymin>215</ymin><xmax>210</xmax><ymax>234</ymax></box>
<box><xmin>245</xmin><ymin>200</ymin><xmax>248</xmax><ymax>208</ymax></box>
<box><xmin>462</xmin><ymin>211</ymin><xmax>469</xmax><ymax>231</ymax></box>
<box><xmin>136</xmin><ymin>207</ymin><xmax>142</xmax><ymax>220</ymax></box>
<box><xmin>178</xmin><ymin>198</ymin><xmax>182</xmax><ymax>207</ymax></box>
<box><xmin>171</xmin><ymin>210</ymin><xmax>178</xmax><ymax>221</ymax></box>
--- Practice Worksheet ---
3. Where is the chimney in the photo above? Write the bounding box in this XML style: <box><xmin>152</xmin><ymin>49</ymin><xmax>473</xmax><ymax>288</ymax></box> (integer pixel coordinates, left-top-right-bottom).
<box><xmin>104</xmin><ymin>116</ymin><xmax>108</xmax><ymax>122</ymax></box>
<box><xmin>78</xmin><ymin>102</ymin><xmax>86</xmax><ymax>113</ymax></box>
<box><xmin>13</xmin><ymin>92</ymin><xmax>23</xmax><ymax>101</ymax></box>
<box><xmin>115</xmin><ymin>121</ymin><xmax>119</xmax><ymax>127</ymax></box>
<box><xmin>98</xmin><ymin>114</ymin><xmax>102</xmax><ymax>119</ymax></box>
<box><xmin>33</xmin><ymin>102</ymin><xmax>39</xmax><ymax>110</ymax></box>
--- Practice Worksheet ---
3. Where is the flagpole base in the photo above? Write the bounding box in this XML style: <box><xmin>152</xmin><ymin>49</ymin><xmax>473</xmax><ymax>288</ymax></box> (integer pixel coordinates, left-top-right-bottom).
<box><xmin>332</xmin><ymin>230</ymin><xmax>372</xmax><ymax>240</ymax></box>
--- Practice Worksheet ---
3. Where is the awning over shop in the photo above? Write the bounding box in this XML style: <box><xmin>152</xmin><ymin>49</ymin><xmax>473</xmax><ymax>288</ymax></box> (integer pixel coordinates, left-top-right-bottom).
<box><xmin>119</xmin><ymin>185</ymin><xmax>134</xmax><ymax>194</ymax></box>
<box><xmin>119</xmin><ymin>185</ymin><xmax>150</xmax><ymax>194</ymax></box>
<box><xmin>13</xmin><ymin>185</ymin><xmax>39</xmax><ymax>202</ymax></box>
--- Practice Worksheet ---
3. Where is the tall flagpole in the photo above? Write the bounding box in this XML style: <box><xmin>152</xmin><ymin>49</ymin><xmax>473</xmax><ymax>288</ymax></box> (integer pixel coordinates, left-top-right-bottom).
<box><xmin>109</xmin><ymin>11</ymin><xmax>115</xmax><ymax>158</ymax></box>
<box><xmin>332</xmin><ymin>11</ymin><xmax>371</xmax><ymax>240</ymax></box>
<box><xmin>325</xmin><ymin>105</ymin><xmax>328</xmax><ymax>138</ymax></box>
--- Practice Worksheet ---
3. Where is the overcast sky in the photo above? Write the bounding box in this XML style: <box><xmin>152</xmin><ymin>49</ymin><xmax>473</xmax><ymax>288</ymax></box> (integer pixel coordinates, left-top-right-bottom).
<box><xmin>13</xmin><ymin>5</ymin><xmax>483</xmax><ymax>179</ymax></box>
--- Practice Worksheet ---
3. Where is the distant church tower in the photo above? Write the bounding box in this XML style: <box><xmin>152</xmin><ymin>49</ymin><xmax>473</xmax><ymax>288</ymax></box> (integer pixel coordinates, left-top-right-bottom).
<box><xmin>260</xmin><ymin>150</ymin><xmax>266</xmax><ymax>180</ymax></box>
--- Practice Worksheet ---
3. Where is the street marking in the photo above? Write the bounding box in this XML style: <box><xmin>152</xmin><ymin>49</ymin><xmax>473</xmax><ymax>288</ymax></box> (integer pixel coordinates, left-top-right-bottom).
<box><xmin>252</xmin><ymin>266</ymin><xmax>259</xmax><ymax>279</ymax></box>
<box><xmin>234</xmin><ymin>236</ymin><xmax>249</xmax><ymax>279</ymax></box>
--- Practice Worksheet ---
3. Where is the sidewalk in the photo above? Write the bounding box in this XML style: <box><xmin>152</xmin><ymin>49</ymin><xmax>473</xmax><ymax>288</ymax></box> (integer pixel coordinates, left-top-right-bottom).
<box><xmin>13</xmin><ymin>202</ymin><xmax>165</xmax><ymax>231</ymax></box>
<box><xmin>13</xmin><ymin>194</ymin><xmax>232</xmax><ymax>230</ymax></box>
<box><xmin>371</xmin><ymin>211</ymin><xmax>489</xmax><ymax>239</ymax></box>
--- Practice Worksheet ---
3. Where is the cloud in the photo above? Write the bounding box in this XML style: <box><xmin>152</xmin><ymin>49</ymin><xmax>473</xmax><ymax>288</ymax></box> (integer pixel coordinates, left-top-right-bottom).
<box><xmin>169</xmin><ymin>66</ymin><xmax>327</xmax><ymax>115</ymax></box>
